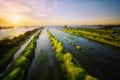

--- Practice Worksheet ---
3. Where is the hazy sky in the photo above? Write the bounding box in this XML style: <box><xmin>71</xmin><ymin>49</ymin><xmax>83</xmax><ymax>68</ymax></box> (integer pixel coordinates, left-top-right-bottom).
<box><xmin>0</xmin><ymin>0</ymin><xmax>120</xmax><ymax>26</ymax></box>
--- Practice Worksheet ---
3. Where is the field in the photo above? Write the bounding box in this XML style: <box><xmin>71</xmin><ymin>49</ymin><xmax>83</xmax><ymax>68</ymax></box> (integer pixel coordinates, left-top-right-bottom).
<box><xmin>0</xmin><ymin>26</ymin><xmax>120</xmax><ymax>80</ymax></box>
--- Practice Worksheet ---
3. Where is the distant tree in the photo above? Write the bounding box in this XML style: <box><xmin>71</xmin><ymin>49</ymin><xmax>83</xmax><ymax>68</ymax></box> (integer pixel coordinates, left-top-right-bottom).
<box><xmin>25</xmin><ymin>26</ymin><xmax>29</xmax><ymax>28</ymax></box>
<box><xmin>64</xmin><ymin>25</ymin><xmax>67</xmax><ymax>28</ymax></box>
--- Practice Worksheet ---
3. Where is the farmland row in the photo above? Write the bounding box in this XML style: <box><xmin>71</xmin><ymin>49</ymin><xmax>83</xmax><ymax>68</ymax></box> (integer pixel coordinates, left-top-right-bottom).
<box><xmin>62</xmin><ymin>28</ymin><xmax>120</xmax><ymax>47</ymax></box>
<box><xmin>0</xmin><ymin>29</ymin><xmax>42</xmax><ymax>80</ymax></box>
<box><xmin>47</xmin><ymin>30</ymin><xmax>97</xmax><ymax>80</ymax></box>
<box><xmin>0</xmin><ymin>28</ymin><xmax>42</xmax><ymax>73</ymax></box>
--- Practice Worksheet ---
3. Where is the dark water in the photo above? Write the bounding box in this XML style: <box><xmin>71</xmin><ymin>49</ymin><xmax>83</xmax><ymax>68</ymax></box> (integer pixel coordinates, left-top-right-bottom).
<box><xmin>26</xmin><ymin>29</ymin><xmax>63</xmax><ymax>80</ymax></box>
<box><xmin>0</xmin><ymin>30</ymin><xmax>40</xmax><ymax>77</ymax></box>
<box><xmin>1</xmin><ymin>27</ymin><xmax>120</xmax><ymax>80</ymax></box>
<box><xmin>50</xmin><ymin>28</ymin><xmax>120</xmax><ymax>80</ymax></box>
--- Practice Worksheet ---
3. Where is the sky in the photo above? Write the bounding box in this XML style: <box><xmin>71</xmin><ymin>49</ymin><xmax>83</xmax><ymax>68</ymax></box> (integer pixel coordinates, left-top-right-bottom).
<box><xmin>0</xmin><ymin>0</ymin><xmax>120</xmax><ymax>26</ymax></box>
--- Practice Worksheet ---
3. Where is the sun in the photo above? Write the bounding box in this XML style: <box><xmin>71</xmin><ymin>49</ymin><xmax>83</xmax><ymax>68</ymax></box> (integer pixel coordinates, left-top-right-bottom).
<box><xmin>8</xmin><ymin>15</ymin><xmax>22</xmax><ymax>29</ymax></box>
<box><xmin>11</xmin><ymin>16</ymin><xmax>21</xmax><ymax>24</ymax></box>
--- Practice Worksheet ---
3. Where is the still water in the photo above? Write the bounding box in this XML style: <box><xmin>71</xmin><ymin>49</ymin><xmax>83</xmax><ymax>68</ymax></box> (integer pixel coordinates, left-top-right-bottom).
<box><xmin>0</xmin><ymin>27</ymin><xmax>39</xmax><ymax>40</ymax></box>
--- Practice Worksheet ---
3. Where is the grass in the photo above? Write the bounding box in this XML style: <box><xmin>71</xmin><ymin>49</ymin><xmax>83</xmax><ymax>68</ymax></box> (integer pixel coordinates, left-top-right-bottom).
<box><xmin>2</xmin><ymin>67</ymin><xmax>24</xmax><ymax>80</ymax></box>
<box><xmin>0</xmin><ymin>28</ymin><xmax>41</xmax><ymax>72</ymax></box>
<box><xmin>68</xmin><ymin>41</ymin><xmax>87</xmax><ymax>55</ymax></box>
<box><xmin>62</xmin><ymin>28</ymin><xmax>120</xmax><ymax>47</ymax></box>
<box><xmin>76</xmin><ymin>45</ymin><xmax>81</xmax><ymax>50</ymax></box>
<box><xmin>69</xmin><ymin>41</ymin><xmax>74</xmax><ymax>46</ymax></box>
<box><xmin>67</xmin><ymin>36</ymin><xmax>72</xmax><ymax>39</ymax></box>
<box><xmin>1</xmin><ymin>29</ymin><xmax>41</xmax><ymax>80</ymax></box>
<box><xmin>47</xmin><ymin>30</ymin><xmax>97</xmax><ymax>80</ymax></box>
<box><xmin>0</xmin><ymin>46</ymin><xmax>20</xmax><ymax>65</ymax></box>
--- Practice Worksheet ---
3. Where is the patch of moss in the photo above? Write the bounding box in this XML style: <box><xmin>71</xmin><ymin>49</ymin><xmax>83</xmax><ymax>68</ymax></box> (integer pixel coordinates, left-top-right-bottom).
<box><xmin>85</xmin><ymin>75</ymin><xmax>98</xmax><ymax>80</ymax></box>
<box><xmin>76</xmin><ymin>45</ymin><xmax>81</xmax><ymax>50</ymax></box>
<box><xmin>69</xmin><ymin>41</ymin><xmax>74</xmax><ymax>46</ymax></box>
<box><xmin>81</xmin><ymin>50</ymin><xmax>86</xmax><ymax>54</ymax></box>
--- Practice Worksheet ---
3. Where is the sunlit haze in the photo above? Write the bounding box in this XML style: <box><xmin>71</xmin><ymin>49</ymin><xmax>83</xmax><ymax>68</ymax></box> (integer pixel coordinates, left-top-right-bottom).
<box><xmin>0</xmin><ymin>0</ymin><xmax>120</xmax><ymax>26</ymax></box>
<box><xmin>10</xmin><ymin>16</ymin><xmax>21</xmax><ymax>24</ymax></box>
<box><xmin>0</xmin><ymin>1</ymin><xmax>120</xmax><ymax>80</ymax></box>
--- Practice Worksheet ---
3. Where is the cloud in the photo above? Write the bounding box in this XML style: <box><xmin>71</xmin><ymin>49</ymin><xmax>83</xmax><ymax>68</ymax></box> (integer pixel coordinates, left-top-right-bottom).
<box><xmin>26</xmin><ymin>0</ymin><xmax>57</xmax><ymax>17</ymax></box>
<box><xmin>0</xmin><ymin>0</ymin><xmax>57</xmax><ymax>19</ymax></box>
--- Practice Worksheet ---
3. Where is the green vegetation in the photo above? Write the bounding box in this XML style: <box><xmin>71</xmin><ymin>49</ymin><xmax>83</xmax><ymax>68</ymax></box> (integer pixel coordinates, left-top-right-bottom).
<box><xmin>0</xmin><ymin>29</ymin><xmax>41</xmax><ymax>80</ymax></box>
<box><xmin>76</xmin><ymin>45</ymin><xmax>81</xmax><ymax>50</ymax></box>
<box><xmin>0</xmin><ymin>28</ymin><xmax>41</xmax><ymax>71</ymax></box>
<box><xmin>67</xmin><ymin>36</ymin><xmax>72</xmax><ymax>39</ymax></box>
<box><xmin>68</xmin><ymin>40</ymin><xmax>87</xmax><ymax>55</ymax></box>
<box><xmin>63</xmin><ymin>28</ymin><xmax>120</xmax><ymax>47</ymax></box>
<box><xmin>47</xmin><ymin>30</ymin><xmax>97</xmax><ymax>80</ymax></box>
<box><xmin>69</xmin><ymin>41</ymin><xmax>74</xmax><ymax>46</ymax></box>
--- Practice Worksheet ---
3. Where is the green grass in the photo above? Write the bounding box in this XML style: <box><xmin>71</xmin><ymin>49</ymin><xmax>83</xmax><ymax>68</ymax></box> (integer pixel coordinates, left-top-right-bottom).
<box><xmin>62</xmin><ymin>28</ymin><xmax>120</xmax><ymax>47</ymax></box>
<box><xmin>76</xmin><ymin>45</ymin><xmax>81</xmax><ymax>50</ymax></box>
<box><xmin>0</xmin><ymin>46</ymin><xmax>20</xmax><ymax>65</ymax></box>
<box><xmin>0</xmin><ymin>28</ymin><xmax>41</xmax><ymax>72</ymax></box>
<box><xmin>1</xmin><ymin>29</ymin><xmax>42</xmax><ymax>80</ymax></box>
<box><xmin>68</xmin><ymin>41</ymin><xmax>86</xmax><ymax>55</ymax></box>
<box><xmin>69</xmin><ymin>41</ymin><xmax>74</xmax><ymax>46</ymax></box>
<box><xmin>2</xmin><ymin>67</ymin><xmax>24</xmax><ymax>80</ymax></box>
<box><xmin>47</xmin><ymin>30</ymin><xmax>97</xmax><ymax>80</ymax></box>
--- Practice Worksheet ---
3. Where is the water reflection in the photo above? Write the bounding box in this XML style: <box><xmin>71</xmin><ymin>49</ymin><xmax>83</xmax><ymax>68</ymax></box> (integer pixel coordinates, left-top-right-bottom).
<box><xmin>0</xmin><ymin>27</ymin><xmax>39</xmax><ymax>40</ymax></box>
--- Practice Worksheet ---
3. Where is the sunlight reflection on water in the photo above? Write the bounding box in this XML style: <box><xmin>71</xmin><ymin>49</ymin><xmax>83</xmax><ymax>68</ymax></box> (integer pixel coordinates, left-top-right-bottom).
<box><xmin>0</xmin><ymin>27</ymin><xmax>38</xmax><ymax>40</ymax></box>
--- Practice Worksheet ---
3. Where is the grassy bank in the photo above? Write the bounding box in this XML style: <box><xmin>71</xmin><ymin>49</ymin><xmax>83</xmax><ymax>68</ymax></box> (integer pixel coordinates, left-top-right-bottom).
<box><xmin>62</xmin><ymin>28</ymin><xmax>120</xmax><ymax>47</ymax></box>
<box><xmin>47</xmin><ymin>30</ymin><xmax>97</xmax><ymax>80</ymax></box>
<box><xmin>0</xmin><ymin>28</ymin><xmax>41</xmax><ymax>72</ymax></box>
<box><xmin>0</xmin><ymin>29</ymin><xmax>41</xmax><ymax>80</ymax></box>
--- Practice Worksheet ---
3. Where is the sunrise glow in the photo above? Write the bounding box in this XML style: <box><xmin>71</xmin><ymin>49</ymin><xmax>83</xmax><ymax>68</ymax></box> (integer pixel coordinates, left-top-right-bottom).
<box><xmin>10</xmin><ymin>16</ymin><xmax>21</xmax><ymax>25</ymax></box>
<box><xmin>0</xmin><ymin>0</ymin><xmax>120</xmax><ymax>26</ymax></box>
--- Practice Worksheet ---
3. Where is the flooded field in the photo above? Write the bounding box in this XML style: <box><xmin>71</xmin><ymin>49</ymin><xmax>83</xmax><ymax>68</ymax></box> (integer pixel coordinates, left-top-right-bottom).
<box><xmin>0</xmin><ymin>27</ymin><xmax>120</xmax><ymax>80</ymax></box>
